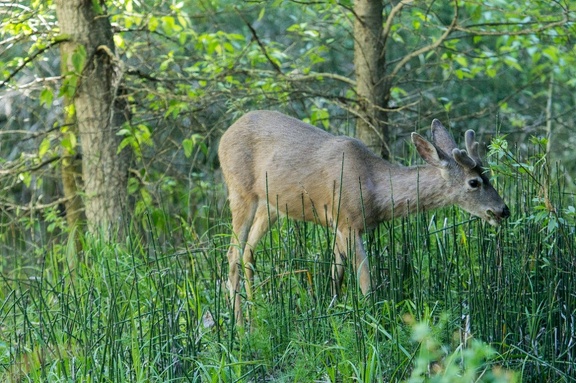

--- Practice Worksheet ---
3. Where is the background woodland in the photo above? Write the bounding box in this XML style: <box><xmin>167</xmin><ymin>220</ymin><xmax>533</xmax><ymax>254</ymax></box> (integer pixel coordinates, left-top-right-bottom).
<box><xmin>1</xmin><ymin>1</ymin><xmax>576</xmax><ymax>381</ymax></box>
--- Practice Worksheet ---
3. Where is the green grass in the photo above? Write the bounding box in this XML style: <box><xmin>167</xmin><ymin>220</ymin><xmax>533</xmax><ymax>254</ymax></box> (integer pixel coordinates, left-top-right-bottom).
<box><xmin>1</xmin><ymin>137</ymin><xmax>575</xmax><ymax>382</ymax></box>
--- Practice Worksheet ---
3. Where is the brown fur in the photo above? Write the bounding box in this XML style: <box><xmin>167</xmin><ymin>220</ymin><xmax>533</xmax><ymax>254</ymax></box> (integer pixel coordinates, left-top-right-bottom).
<box><xmin>219</xmin><ymin>111</ymin><xmax>510</xmax><ymax>324</ymax></box>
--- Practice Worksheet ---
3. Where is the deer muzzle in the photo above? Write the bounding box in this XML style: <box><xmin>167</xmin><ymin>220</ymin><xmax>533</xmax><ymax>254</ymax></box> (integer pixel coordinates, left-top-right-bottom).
<box><xmin>486</xmin><ymin>204</ymin><xmax>511</xmax><ymax>226</ymax></box>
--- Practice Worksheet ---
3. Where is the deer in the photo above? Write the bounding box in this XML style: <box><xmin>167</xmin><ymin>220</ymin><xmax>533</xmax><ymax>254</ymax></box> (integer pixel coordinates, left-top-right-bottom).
<box><xmin>218</xmin><ymin>110</ymin><xmax>510</xmax><ymax>324</ymax></box>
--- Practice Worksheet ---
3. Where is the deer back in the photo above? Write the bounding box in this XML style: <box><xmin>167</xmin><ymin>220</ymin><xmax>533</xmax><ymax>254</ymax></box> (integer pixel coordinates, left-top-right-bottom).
<box><xmin>218</xmin><ymin>110</ymin><xmax>387</xmax><ymax>230</ymax></box>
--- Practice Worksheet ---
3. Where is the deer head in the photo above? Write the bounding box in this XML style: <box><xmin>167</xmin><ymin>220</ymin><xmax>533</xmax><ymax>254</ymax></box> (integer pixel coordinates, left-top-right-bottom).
<box><xmin>412</xmin><ymin>119</ymin><xmax>510</xmax><ymax>226</ymax></box>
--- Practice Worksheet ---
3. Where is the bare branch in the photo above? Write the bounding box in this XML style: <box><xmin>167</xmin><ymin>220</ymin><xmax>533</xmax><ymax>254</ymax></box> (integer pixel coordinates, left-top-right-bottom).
<box><xmin>0</xmin><ymin>156</ymin><xmax>61</xmax><ymax>176</ymax></box>
<box><xmin>454</xmin><ymin>13</ymin><xmax>569</xmax><ymax>36</ymax></box>
<box><xmin>0</xmin><ymin>195</ymin><xmax>73</xmax><ymax>212</ymax></box>
<box><xmin>7</xmin><ymin>76</ymin><xmax>61</xmax><ymax>90</ymax></box>
<box><xmin>0</xmin><ymin>37</ymin><xmax>68</xmax><ymax>88</ymax></box>
<box><xmin>382</xmin><ymin>0</ymin><xmax>414</xmax><ymax>48</ymax></box>
<box><xmin>235</xmin><ymin>7</ymin><xmax>282</xmax><ymax>74</ymax></box>
<box><xmin>284</xmin><ymin>71</ymin><xmax>356</xmax><ymax>86</ymax></box>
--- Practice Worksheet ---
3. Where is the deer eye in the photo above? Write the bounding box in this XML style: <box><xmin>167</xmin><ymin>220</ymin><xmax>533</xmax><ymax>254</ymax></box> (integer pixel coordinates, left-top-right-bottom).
<box><xmin>468</xmin><ymin>179</ymin><xmax>481</xmax><ymax>189</ymax></box>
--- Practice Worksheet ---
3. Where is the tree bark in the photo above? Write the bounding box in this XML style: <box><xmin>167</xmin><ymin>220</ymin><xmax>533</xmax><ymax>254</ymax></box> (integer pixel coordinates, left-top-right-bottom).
<box><xmin>55</xmin><ymin>0</ymin><xmax>129</xmax><ymax>234</ymax></box>
<box><xmin>353</xmin><ymin>0</ymin><xmax>389</xmax><ymax>159</ymax></box>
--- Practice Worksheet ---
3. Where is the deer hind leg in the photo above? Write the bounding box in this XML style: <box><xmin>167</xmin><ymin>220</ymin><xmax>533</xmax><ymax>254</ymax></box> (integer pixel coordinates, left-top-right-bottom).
<box><xmin>227</xmin><ymin>194</ymin><xmax>258</xmax><ymax>324</ymax></box>
<box><xmin>242</xmin><ymin>201</ymin><xmax>278</xmax><ymax>303</ymax></box>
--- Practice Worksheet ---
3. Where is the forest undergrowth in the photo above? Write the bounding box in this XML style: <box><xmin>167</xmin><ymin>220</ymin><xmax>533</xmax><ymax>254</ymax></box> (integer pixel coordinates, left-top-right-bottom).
<box><xmin>1</xmin><ymin>136</ymin><xmax>575</xmax><ymax>382</ymax></box>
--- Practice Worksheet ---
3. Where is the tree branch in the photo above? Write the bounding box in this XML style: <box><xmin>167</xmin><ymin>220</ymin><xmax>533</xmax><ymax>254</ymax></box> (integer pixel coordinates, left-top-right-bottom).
<box><xmin>0</xmin><ymin>195</ymin><xmax>73</xmax><ymax>212</ymax></box>
<box><xmin>284</xmin><ymin>71</ymin><xmax>356</xmax><ymax>86</ymax></box>
<box><xmin>454</xmin><ymin>13</ymin><xmax>569</xmax><ymax>36</ymax></box>
<box><xmin>0</xmin><ymin>156</ymin><xmax>61</xmax><ymax>176</ymax></box>
<box><xmin>235</xmin><ymin>7</ymin><xmax>283</xmax><ymax>74</ymax></box>
<box><xmin>0</xmin><ymin>125</ymin><xmax>61</xmax><ymax>140</ymax></box>
<box><xmin>382</xmin><ymin>0</ymin><xmax>414</xmax><ymax>48</ymax></box>
<box><xmin>389</xmin><ymin>0</ymin><xmax>458</xmax><ymax>81</ymax></box>
<box><xmin>0</xmin><ymin>36</ymin><xmax>68</xmax><ymax>88</ymax></box>
<box><xmin>126</xmin><ymin>68</ymin><xmax>161</xmax><ymax>82</ymax></box>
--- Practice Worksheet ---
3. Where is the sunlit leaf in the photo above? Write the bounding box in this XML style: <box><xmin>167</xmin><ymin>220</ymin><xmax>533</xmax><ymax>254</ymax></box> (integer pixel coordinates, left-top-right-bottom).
<box><xmin>40</xmin><ymin>88</ymin><xmax>53</xmax><ymax>107</ymax></box>
<box><xmin>71</xmin><ymin>45</ymin><xmax>87</xmax><ymax>73</ymax></box>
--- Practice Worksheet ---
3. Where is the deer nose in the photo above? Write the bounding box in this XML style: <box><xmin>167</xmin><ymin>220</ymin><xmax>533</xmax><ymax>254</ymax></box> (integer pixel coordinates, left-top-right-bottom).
<box><xmin>501</xmin><ymin>205</ymin><xmax>510</xmax><ymax>219</ymax></box>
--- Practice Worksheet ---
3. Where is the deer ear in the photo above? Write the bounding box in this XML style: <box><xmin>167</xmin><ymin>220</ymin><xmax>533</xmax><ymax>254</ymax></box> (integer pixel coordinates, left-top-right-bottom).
<box><xmin>431</xmin><ymin>119</ymin><xmax>457</xmax><ymax>154</ymax></box>
<box><xmin>412</xmin><ymin>132</ymin><xmax>449</xmax><ymax>168</ymax></box>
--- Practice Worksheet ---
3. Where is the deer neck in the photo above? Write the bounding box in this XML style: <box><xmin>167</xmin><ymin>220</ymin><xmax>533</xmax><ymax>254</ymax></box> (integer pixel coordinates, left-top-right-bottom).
<box><xmin>374</xmin><ymin>164</ymin><xmax>452</xmax><ymax>220</ymax></box>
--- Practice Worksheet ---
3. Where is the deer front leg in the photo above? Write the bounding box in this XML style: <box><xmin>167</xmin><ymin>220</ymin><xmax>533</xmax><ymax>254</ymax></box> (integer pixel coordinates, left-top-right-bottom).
<box><xmin>331</xmin><ymin>251</ymin><xmax>345</xmax><ymax>297</ymax></box>
<box><xmin>227</xmin><ymin>244</ymin><xmax>243</xmax><ymax>324</ymax></box>
<box><xmin>332</xmin><ymin>231</ymin><xmax>350</xmax><ymax>296</ymax></box>
<box><xmin>242</xmin><ymin>203</ymin><xmax>278</xmax><ymax>304</ymax></box>
<box><xmin>353</xmin><ymin>232</ymin><xmax>371</xmax><ymax>295</ymax></box>
<box><xmin>227</xmin><ymin>197</ymin><xmax>257</xmax><ymax>324</ymax></box>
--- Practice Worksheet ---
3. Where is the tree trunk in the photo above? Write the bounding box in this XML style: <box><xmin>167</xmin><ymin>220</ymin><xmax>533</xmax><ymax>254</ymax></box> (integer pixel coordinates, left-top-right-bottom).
<box><xmin>60</xmin><ymin>113</ymin><xmax>84</xmax><ymax>231</ymax></box>
<box><xmin>59</xmin><ymin>35</ymin><xmax>84</xmax><ymax>234</ymax></box>
<box><xmin>55</xmin><ymin>0</ymin><xmax>129</xmax><ymax>234</ymax></box>
<box><xmin>353</xmin><ymin>0</ymin><xmax>389</xmax><ymax>159</ymax></box>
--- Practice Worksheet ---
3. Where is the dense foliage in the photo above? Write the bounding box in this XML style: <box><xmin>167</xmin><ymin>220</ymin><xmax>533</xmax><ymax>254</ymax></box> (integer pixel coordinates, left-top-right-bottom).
<box><xmin>1</xmin><ymin>0</ymin><xmax>575</xmax><ymax>233</ymax></box>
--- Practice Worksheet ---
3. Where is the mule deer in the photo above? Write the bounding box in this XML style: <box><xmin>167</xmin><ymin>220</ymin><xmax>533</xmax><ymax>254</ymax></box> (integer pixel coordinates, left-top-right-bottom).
<box><xmin>219</xmin><ymin>110</ymin><xmax>510</xmax><ymax>323</ymax></box>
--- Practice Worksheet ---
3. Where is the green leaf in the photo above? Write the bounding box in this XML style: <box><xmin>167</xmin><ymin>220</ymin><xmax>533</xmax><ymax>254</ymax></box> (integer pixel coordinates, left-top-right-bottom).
<box><xmin>72</xmin><ymin>45</ymin><xmax>87</xmax><ymax>73</ymax></box>
<box><xmin>162</xmin><ymin>16</ymin><xmax>181</xmax><ymax>35</ymax></box>
<box><xmin>182</xmin><ymin>138</ymin><xmax>193</xmax><ymax>158</ymax></box>
<box><xmin>486</xmin><ymin>66</ymin><xmax>498</xmax><ymax>78</ymax></box>
<box><xmin>135</xmin><ymin>124</ymin><xmax>152</xmax><ymax>146</ymax></box>
<box><xmin>454</xmin><ymin>55</ymin><xmax>468</xmax><ymax>67</ymax></box>
<box><xmin>38</xmin><ymin>137</ymin><xmax>51</xmax><ymax>158</ymax></box>
<box><xmin>183</xmin><ymin>134</ymin><xmax>207</xmax><ymax>158</ymax></box>
<box><xmin>542</xmin><ymin>46</ymin><xmax>559</xmax><ymax>63</ymax></box>
<box><xmin>504</xmin><ymin>56</ymin><xmax>523</xmax><ymax>72</ymax></box>
<box><xmin>40</xmin><ymin>88</ymin><xmax>53</xmax><ymax>107</ymax></box>
<box><xmin>116</xmin><ymin>128</ymin><xmax>131</xmax><ymax>136</ymax></box>
<box><xmin>60</xmin><ymin>74</ymin><xmax>79</xmax><ymax>98</ymax></box>
<box><xmin>19</xmin><ymin>171</ymin><xmax>32</xmax><ymax>188</ymax></box>
<box><xmin>177</xmin><ymin>15</ymin><xmax>188</xmax><ymax>29</ymax></box>
<box><xmin>127</xmin><ymin>177</ymin><xmax>140</xmax><ymax>195</ymax></box>
<box><xmin>148</xmin><ymin>16</ymin><xmax>159</xmax><ymax>32</ymax></box>
<box><xmin>179</xmin><ymin>31</ymin><xmax>187</xmax><ymax>45</ymax></box>
<box><xmin>117</xmin><ymin>136</ymin><xmax>135</xmax><ymax>154</ymax></box>
<box><xmin>61</xmin><ymin>133</ymin><xmax>77</xmax><ymax>154</ymax></box>
<box><xmin>257</xmin><ymin>7</ymin><xmax>266</xmax><ymax>22</ymax></box>
<box><xmin>311</xmin><ymin>107</ymin><xmax>329</xmax><ymax>129</ymax></box>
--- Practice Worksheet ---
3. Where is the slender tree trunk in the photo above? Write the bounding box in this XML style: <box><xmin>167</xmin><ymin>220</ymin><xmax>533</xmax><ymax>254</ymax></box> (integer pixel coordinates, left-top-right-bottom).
<box><xmin>55</xmin><ymin>0</ymin><xmax>129</xmax><ymax>234</ymax></box>
<box><xmin>353</xmin><ymin>0</ymin><xmax>389</xmax><ymax>158</ymax></box>
<box><xmin>59</xmin><ymin>32</ymin><xmax>84</xmax><ymax>234</ymax></box>
<box><xmin>60</xmin><ymin>107</ymin><xmax>84</xmax><ymax>231</ymax></box>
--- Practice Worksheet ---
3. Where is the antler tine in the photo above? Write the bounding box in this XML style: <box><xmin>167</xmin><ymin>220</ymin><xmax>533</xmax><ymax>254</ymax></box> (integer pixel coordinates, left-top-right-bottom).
<box><xmin>465</xmin><ymin>130</ymin><xmax>481</xmax><ymax>164</ymax></box>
